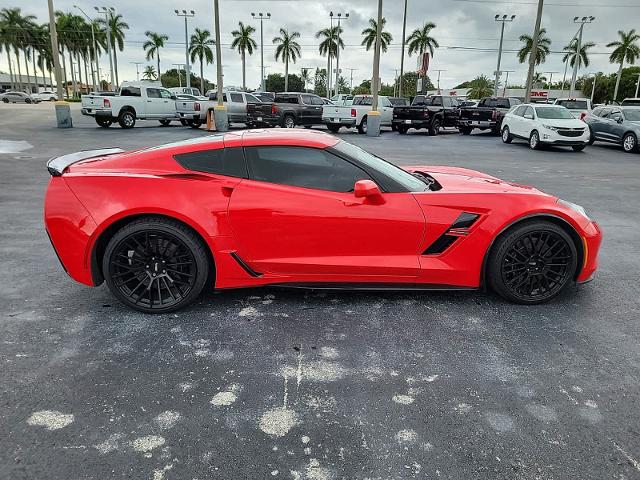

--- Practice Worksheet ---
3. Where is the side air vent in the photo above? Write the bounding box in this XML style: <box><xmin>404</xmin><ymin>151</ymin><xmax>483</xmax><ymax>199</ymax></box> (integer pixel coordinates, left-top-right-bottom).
<box><xmin>423</xmin><ymin>212</ymin><xmax>480</xmax><ymax>255</ymax></box>
<box><xmin>230</xmin><ymin>252</ymin><xmax>262</xmax><ymax>277</ymax></box>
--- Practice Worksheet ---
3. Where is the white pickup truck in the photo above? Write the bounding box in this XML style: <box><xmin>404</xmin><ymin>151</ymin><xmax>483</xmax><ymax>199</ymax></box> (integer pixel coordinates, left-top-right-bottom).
<box><xmin>322</xmin><ymin>94</ymin><xmax>394</xmax><ymax>134</ymax></box>
<box><xmin>81</xmin><ymin>82</ymin><xmax>178</xmax><ymax>128</ymax></box>
<box><xmin>176</xmin><ymin>91</ymin><xmax>263</xmax><ymax>128</ymax></box>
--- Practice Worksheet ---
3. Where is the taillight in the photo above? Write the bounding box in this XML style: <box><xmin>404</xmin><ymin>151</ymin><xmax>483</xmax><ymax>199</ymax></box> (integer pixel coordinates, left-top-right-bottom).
<box><xmin>492</xmin><ymin>110</ymin><xmax>498</xmax><ymax>120</ymax></box>
<box><xmin>271</xmin><ymin>104</ymin><xmax>279</xmax><ymax>115</ymax></box>
<box><xmin>423</xmin><ymin>110</ymin><xmax>429</xmax><ymax>117</ymax></box>
<box><xmin>194</xmin><ymin>102</ymin><xmax>201</xmax><ymax>111</ymax></box>
<box><xmin>103</xmin><ymin>98</ymin><xmax>110</xmax><ymax>108</ymax></box>
<box><xmin>351</xmin><ymin>108</ymin><xmax>356</xmax><ymax>117</ymax></box>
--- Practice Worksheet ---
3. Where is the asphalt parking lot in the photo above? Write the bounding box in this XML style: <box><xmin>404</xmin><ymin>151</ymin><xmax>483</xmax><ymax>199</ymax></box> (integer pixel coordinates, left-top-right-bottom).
<box><xmin>1</xmin><ymin>103</ymin><xmax>639</xmax><ymax>480</ymax></box>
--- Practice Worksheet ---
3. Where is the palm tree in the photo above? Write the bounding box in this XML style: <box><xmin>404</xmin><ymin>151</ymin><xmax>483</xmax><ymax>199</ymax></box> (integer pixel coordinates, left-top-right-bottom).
<box><xmin>467</xmin><ymin>75</ymin><xmax>494</xmax><ymax>99</ymax></box>
<box><xmin>273</xmin><ymin>28</ymin><xmax>301</xmax><ymax>92</ymax></box>
<box><xmin>316</xmin><ymin>25</ymin><xmax>343</xmax><ymax>96</ymax></box>
<box><xmin>97</xmin><ymin>13</ymin><xmax>128</xmax><ymax>87</ymax></box>
<box><xmin>532</xmin><ymin>72</ymin><xmax>547</xmax><ymax>87</ymax></box>
<box><xmin>563</xmin><ymin>38</ymin><xmax>595</xmax><ymax>69</ymax></box>
<box><xmin>230</xmin><ymin>22</ymin><xmax>256</xmax><ymax>91</ymax></box>
<box><xmin>0</xmin><ymin>8</ymin><xmax>21</xmax><ymax>90</ymax></box>
<box><xmin>143</xmin><ymin>31</ymin><xmax>168</xmax><ymax>80</ymax></box>
<box><xmin>142</xmin><ymin>65</ymin><xmax>157</xmax><ymax>80</ymax></box>
<box><xmin>189</xmin><ymin>28</ymin><xmax>215</xmax><ymax>93</ymax></box>
<box><xmin>301</xmin><ymin>68</ymin><xmax>311</xmax><ymax>92</ymax></box>
<box><xmin>517</xmin><ymin>28</ymin><xmax>551</xmax><ymax>65</ymax></box>
<box><xmin>407</xmin><ymin>22</ymin><xmax>439</xmax><ymax>93</ymax></box>
<box><xmin>607</xmin><ymin>29</ymin><xmax>640</xmax><ymax>101</ymax></box>
<box><xmin>361</xmin><ymin>17</ymin><xmax>392</xmax><ymax>53</ymax></box>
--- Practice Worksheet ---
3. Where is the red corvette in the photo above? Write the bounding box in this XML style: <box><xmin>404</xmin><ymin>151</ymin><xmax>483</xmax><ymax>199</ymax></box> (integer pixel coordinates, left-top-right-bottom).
<box><xmin>44</xmin><ymin>129</ymin><xmax>601</xmax><ymax>313</ymax></box>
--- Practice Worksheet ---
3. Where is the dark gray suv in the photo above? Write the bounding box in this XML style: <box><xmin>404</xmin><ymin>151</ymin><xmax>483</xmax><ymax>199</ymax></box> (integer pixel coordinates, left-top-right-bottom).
<box><xmin>584</xmin><ymin>106</ymin><xmax>640</xmax><ymax>153</ymax></box>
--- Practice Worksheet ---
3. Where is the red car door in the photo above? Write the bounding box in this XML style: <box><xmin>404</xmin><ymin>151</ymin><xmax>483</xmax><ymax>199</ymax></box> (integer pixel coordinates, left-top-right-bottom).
<box><xmin>227</xmin><ymin>145</ymin><xmax>425</xmax><ymax>278</ymax></box>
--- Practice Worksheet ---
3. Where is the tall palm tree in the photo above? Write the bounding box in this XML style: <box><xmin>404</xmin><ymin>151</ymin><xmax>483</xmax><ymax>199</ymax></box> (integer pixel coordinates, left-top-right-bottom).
<box><xmin>17</xmin><ymin>13</ymin><xmax>37</xmax><ymax>93</ymax></box>
<box><xmin>97</xmin><ymin>13</ymin><xmax>128</xmax><ymax>87</ymax></box>
<box><xmin>273</xmin><ymin>28</ymin><xmax>301</xmax><ymax>92</ymax></box>
<box><xmin>301</xmin><ymin>68</ymin><xmax>311</xmax><ymax>92</ymax></box>
<box><xmin>407</xmin><ymin>22</ymin><xmax>439</xmax><ymax>93</ymax></box>
<box><xmin>230</xmin><ymin>22</ymin><xmax>256</xmax><ymax>91</ymax></box>
<box><xmin>142</xmin><ymin>65</ymin><xmax>157</xmax><ymax>80</ymax></box>
<box><xmin>190</xmin><ymin>28</ymin><xmax>215</xmax><ymax>93</ymax></box>
<box><xmin>607</xmin><ymin>29</ymin><xmax>640</xmax><ymax>101</ymax></box>
<box><xmin>467</xmin><ymin>75</ymin><xmax>494</xmax><ymax>99</ymax></box>
<box><xmin>361</xmin><ymin>17</ymin><xmax>393</xmax><ymax>53</ymax></box>
<box><xmin>517</xmin><ymin>28</ymin><xmax>551</xmax><ymax>65</ymax></box>
<box><xmin>563</xmin><ymin>38</ymin><xmax>595</xmax><ymax>69</ymax></box>
<box><xmin>0</xmin><ymin>8</ymin><xmax>20</xmax><ymax>90</ymax></box>
<box><xmin>532</xmin><ymin>72</ymin><xmax>547</xmax><ymax>87</ymax></box>
<box><xmin>143</xmin><ymin>31</ymin><xmax>168</xmax><ymax>80</ymax></box>
<box><xmin>316</xmin><ymin>25</ymin><xmax>343</xmax><ymax>96</ymax></box>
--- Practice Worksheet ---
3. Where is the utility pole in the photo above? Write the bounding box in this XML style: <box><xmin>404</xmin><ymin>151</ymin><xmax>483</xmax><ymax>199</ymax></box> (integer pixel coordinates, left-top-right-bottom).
<box><xmin>569</xmin><ymin>16</ymin><xmax>595</xmax><ymax>98</ymax></box>
<box><xmin>589</xmin><ymin>73</ymin><xmax>598</xmax><ymax>102</ymax></box>
<box><xmin>493</xmin><ymin>14</ymin><xmax>516</xmax><ymax>97</ymax></box>
<box><xmin>131</xmin><ymin>62</ymin><xmax>142</xmax><ymax>81</ymax></box>
<box><xmin>398</xmin><ymin>0</ymin><xmax>408</xmax><ymax>97</ymax></box>
<box><xmin>95</xmin><ymin>7</ymin><xmax>115</xmax><ymax>91</ymax></box>
<box><xmin>543</xmin><ymin>71</ymin><xmax>558</xmax><ymax>99</ymax></box>
<box><xmin>213</xmin><ymin>0</ymin><xmax>228</xmax><ymax>131</ymax></box>
<box><xmin>635</xmin><ymin>73</ymin><xmax>640</xmax><ymax>98</ymax></box>
<box><xmin>524</xmin><ymin>0</ymin><xmax>544</xmax><ymax>103</ymax></box>
<box><xmin>345</xmin><ymin>67</ymin><xmax>357</xmax><ymax>93</ymax></box>
<box><xmin>74</xmin><ymin>5</ymin><xmax>100</xmax><ymax>92</ymax></box>
<box><xmin>502</xmin><ymin>70</ymin><xmax>515</xmax><ymax>97</ymax></box>
<box><xmin>251</xmin><ymin>12</ymin><xmax>271</xmax><ymax>91</ymax></box>
<box><xmin>172</xmin><ymin>63</ymin><xmax>184</xmax><ymax>86</ymax></box>
<box><xmin>331</xmin><ymin>12</ymin><xmax>349</xmax><ymax>98</ymax></box>
<box><xmin>434</xmin><ymin>69</ymin><xmax>446</xmax><ymax>94</ymax></box>
<box><xmin>175</xmin><ymin>10</ymin><xmax>195</xmax><ymax>88</ymax></box>
<box><xmin>368</xmin><ymin>0</ymin><xmax>383</xmax><ymax>137</ymax></box>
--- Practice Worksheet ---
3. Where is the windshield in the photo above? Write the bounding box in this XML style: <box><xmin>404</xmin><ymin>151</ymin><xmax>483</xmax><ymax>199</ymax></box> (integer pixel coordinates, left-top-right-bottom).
<box><xmin>556</xmin><ymin>100</ymin><xmax>588</xmax><ymax>110</ymax></box>
<box><xmin>535</xmin><ymin>107</ymin><xmax>575</xmax><ymax>119</ymax></box>
<box><xmin>332</xmin><ymin>141</ymin><xmax>428</xmax><ymax>192</ymax></box>
<box><xmin>624</xmin><ymin>109</ymin><xmax>640</xmax><ymax>121</ymax></box>
<box><xmin>622</xmin><ymin>99</ymin><xmax>640</xmax><ymax>106</ymax></box>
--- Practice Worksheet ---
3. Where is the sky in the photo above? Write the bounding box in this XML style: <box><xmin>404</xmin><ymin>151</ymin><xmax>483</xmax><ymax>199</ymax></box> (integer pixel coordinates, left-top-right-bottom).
<box><xmin>3</xmin><ymin>0</ymin><xmax>640</xmax><ymax>90</ymax></box>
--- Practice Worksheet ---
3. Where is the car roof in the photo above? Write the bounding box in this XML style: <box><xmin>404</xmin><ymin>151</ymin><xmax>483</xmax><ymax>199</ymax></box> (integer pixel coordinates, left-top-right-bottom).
<box><xmin>232</xmin><ymin>129</ymin><xmax>340</xmax><ymax>148</ymax></box>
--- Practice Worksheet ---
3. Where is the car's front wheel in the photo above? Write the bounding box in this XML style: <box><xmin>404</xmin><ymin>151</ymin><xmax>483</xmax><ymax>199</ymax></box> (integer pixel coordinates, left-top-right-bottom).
<box><xmin>488</xmin><ymin>221</ymin><xmax>578</xmax><ymax>304</ymax></box>
<box><xmin>622</xmin><ymin>132</ymin><xmax>638</xmax><ymax>153</ymax></box>
<box><xmin>357</xmin><ymin>116</ymin><xmax>368</xmax><ymax>134</ymax></box>
<box><xmin>428</xmin><ymin>118</ymin><xmax>441</xmax><ymax>136</ymax></box>
<box><xmin>529</xmin><ymin>130</ymin><xmax>541</xmax><ymax>150</ymax></box>
<box><xmin>572</xmin><ymin>144</ymin><xmax>586</xmax><ymax>152</ymax></box>
<box><xmin>103</xmin><ymin>217</ymin><xmax>210</xmax><ymax>313</ymax></box>
<box><xmin>501</xmin><ymin>126</ymin><xmax>513</xmax><ymax>143</ymax></box>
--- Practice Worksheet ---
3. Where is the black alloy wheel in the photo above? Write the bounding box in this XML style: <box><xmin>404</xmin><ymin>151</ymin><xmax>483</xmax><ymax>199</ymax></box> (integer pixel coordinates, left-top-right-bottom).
<box><xmin>103</xmin><ymin>218</ymin><xmax>209</xmax><ymax>313</ymax></box>
<box><xmin>488</xmin><ymin>221</ymin><xmax>577</xmax><ymax>304</ymax></box>
<box><xmin>429</xmin><ymin>118</ymin><xmax>441</xmax><ymax>136</ymax></box>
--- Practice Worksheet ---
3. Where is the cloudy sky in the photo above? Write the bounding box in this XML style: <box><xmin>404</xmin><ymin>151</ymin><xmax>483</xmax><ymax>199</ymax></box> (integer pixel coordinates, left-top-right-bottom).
<box><xmin>4</xmin><ymin>0</ymin><xmax>640</xmax><ymax>90</ymax></box>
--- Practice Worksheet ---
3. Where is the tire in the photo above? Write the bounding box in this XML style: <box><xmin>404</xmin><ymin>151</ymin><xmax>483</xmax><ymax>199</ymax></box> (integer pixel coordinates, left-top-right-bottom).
<box><xmin>501</xmin><ymin>126</ymin><xmax>513</xmax><ymax>144</ymax></box>
<box><xmin>572</xmin><ymin>145</ymin><xmax>586</xmax><ymax>152</ymax></box>
<box><xmin>96</xmin><ymin>118</ymin><xmax>112</xmax><ymax>128</ymax></box>
<box><xmin>529</xmin><ymin>130</ymin><xmax>540</xmax><ymax>150</ymax></box>
<box><xmin>327</xmin><ymin>124</ymin><xmax>341</xmax><ymax>133</ymax></box>
<box><xmin>282</xmin><ymin>114</ymin><xmax>295</xmax><ymax>128</ymax></box>
<box><xmin>25</xmin><ymin>98</ymin><xmax>32</xmax><ymax>104</ymax></box>
<box><xmin>190</xmin><ymin>118</ymin><xmax>202</xmax><ymax>129</ymax></box>
<box><xmin>428</xmin><ymin>117</ymin><xmax>441</xmax><ymax>136</ymax></box>
<box><xmin>118</xmin><ymin>110</ymin><xmax>136</xmax><ymax>129</ymax></box>
<box><xmin>159</xmin><ymin>119</ymin><xmax>172</xmax><ymax>126</ymax></box>
<box><xmin>102</xmin><ymin>217</ymin><xmax>210</xmax><ymax>313</ymax></box>
<box><xmin>459</xmin><ymin>126</ymin><xmax>472</xmax><ymax>135</ymax></box>
<box><xmin>50</xmin><ymin>97</ymin><xmax>56</xmax><ymax>102</ymax></box>
<box><xmin>622</xmin><ymin>132</ymin><xmax>638</xmax><ymax>153</ymax></box>
<box><xmin>397</xmin><ymin>126</ymin><xmax>408</xmax><ymax>135</ymax></box>
<box><xmin>180</xmin><ymin>119</ymin><xmax>188</xmax><ymax>126</ymax></box>
<box><xmin>2</xmin><ymin>98</ymin><xmax>9</xmax><ymax>103</ymax></box>
<box><xmin>357</xmin><ymin>116</ymin><xmax>368</xmax><ymax>135</ymax></box>
<box><xmin>391</xmin><ymin>124</ymin><xmax>397</xmax><ymax>132</ymax></box>
<box><xmin>588</xmin><ymin>128</ymin><xmax>595</xmax><ymax>145</ymax></box>
<box><xmin>488</xmin><ymin>220</ymin><xmax>578</xmax><ymax>305</ymax></box>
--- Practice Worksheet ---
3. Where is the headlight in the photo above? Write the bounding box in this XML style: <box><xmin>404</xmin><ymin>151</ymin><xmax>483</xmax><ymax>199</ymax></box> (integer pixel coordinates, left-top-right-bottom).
<box><xmin>542</xmin><ymin>124</ymin><xmax>558</xmax><ymax>131</ymax></box>
<box><xmin>557</xmin><ymin>199</ymin><xmax>590</xmax><ymax>220</ymax></box>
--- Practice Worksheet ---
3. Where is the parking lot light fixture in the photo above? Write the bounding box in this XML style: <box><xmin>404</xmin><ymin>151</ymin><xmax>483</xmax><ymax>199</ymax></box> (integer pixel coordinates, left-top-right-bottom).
<box><xmin>74</xmin><ymin>5</ymin><xmax>100</xmax><ymax>93</ymax></box>
<box><xmin>569</xmin><ymin>16</ymin><xmax>595</xmax><ymax>98</ymax></box>
<box><xmin>331</xmin><ymin>12</ymin><xmax>349</xmax><ymax>98</ymax></box>
<box><xmin>493</xmin><ymin>14</ymin><xmax>516</xmax><ymax>97</ymax></box>
<box><xmin>368</xmin><ymin>0</ymin><xmax>384</xmax><ymax>137</ymax></box>
<box><xmin>95</xmin><ymin>6</ymin><xmax>116</xmax><ymax>91</ymax></box>
<box><xmin>213</xmin><ymin>0</ymin><xmax>228</xmax><ymax>131</ymax></box>
<box><xmin>175</xmin><ymin>9</ymin><xmax>195</xmax><ymax>89</ymax></box>
<box><xmin>251</xmin><ymin>12</ymin><xmax>271</xmax><ymax>92</ymax></box>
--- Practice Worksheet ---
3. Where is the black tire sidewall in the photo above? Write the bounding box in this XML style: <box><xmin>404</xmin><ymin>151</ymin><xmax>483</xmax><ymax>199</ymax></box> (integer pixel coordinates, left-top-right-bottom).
<box><xmin>529</xmin><ymin>130</ymin><xmax>540</xmax><ymax>150</ymax></box>
<box><xmin>102</xmin><ymin>218</ymin><xmax>210</xmax><ymax>313</ymax></box>
<box><xmin>502</xmin><ymin>126</ymin><xmax>512</xmax><ymax>143</ymax></box>
<box><xmin>119</xmin><ymin>111</ymin><xmax>135</xmax><ymax>129</ymax></box>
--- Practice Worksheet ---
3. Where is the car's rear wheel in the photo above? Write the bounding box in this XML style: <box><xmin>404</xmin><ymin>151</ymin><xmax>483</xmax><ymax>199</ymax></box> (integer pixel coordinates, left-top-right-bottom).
<box><xmin>459</xmin><ymin>126</ymin><xmax>472</xmax><ymax>135</ymax></box>
<box><xmin>118</xmin><ymin>110</ymin><xmax>136</xmax><ymax>129</ymax></box>
<box><xmin>529</xmin><ymin>130</ymin><xmax>540</xmax><ymax>150</ymax></box>
<box><xmin>357</xmin><ymin>116</ymin><xmax>368</xmax><ymax>134</ymax></box>
<box><xmin>190</xmin><ymin>118</ymin><xmax>202</xmax><ymax>129</ymax></box>
<box><xmin>488</xmin><ymin>221</ymin><xmax>577</xmax><ymax>304</ymax></box>
<box><xmin>428</xmin><ymin>118</ymin><xmax>441</xmax><ymax>136</ymax></box>
<box><xmin>327</xmin><ymin>124</ymin><xmax>340</xmax><ymax>133</ymax></box>
<box><xmin>96</xmin><ymin>118</ymin><xmax>112</xmax><ymax>128</ymax></box>
<box><xmin>622</xmin><ymin>132</ymin><xmax>638</xmax><ymax>153</ymax></box>
<box><xmin>159</xmin><ymin>119</ymin><xmax>171</xmax><ymax>126</ymax></box>
<box><xmin>25</xmin><ymin>98</ymin><xmax>32</xmax><ymax>104</ymax></box>
<box><xmin>282</xmin><ymin>114</ymin><xmax>295</xmax><ymax>128</ymax></box>
<box><xmin>2</xmin><ymin>98</ymin><xmax>9</xmax><ymax>103</ymax></box>
<box><xmin>397</xmin><ymin>125</ymin><xmax>408</xmax><ymax>134</ymax></box>
<box><xmin>501</xmin><ymin>126</ymin><xmax>513</xmax><ymax>143</ymax></box>
<box><xmin>103</xmin><ymin>217</ymin><xmax>210</xmax><ymax>313</ymax></box>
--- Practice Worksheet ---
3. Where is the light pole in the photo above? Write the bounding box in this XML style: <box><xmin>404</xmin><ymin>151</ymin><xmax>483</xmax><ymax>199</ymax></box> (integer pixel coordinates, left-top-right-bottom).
<box><xmin>588</xmin><ymin>73</ymin><xmax>598</xmax><ymax>102</ymax></box>
<box><xmin>131</xmin><ymin>61</ymin><xmax>142</xmax><ymax>81</ymax></box>
<box><xmin>635</xmin><ymin>73</ymin><xmax>640</xmax><ymax>98</ymax></box>
<box><xmin>74</xmin><ymin>5</ymin><xmax>100</xmax><ymax>92</ymax></box>
<box><xmin>330</xmin><ymin>11</ymin><xmax>349</xmax><ymax>98</ymax></box>
<box><xmin>345</xmin><ymin>67</ymin><xmax>358</xmax><ymax>94</ymax></box>
<box><xmin>213</xmin><ymin>0</ymin><xmax>227</xmax><ymax>131</ymax></box>
<box><xmin>524</xmin><ymin>0</ymin><xmax>544</xmax><ymax>103</ymax></box>
<box><xmin>434</xmin><ymin>69</ymin><xmax>446</xmax><ymax>94</ymax></box>
<box><xmin>543</xmin><ymin>71</ymin><xmax>558</xmax><ymax>100</ymax></box>
<box><xmin>95</xmin><ymin>7</ymin><xmax>115</xmax><ymax>91</ymax></box>
<box><xmin>501</xmin><ymin>70</ymin><xmax>515</xmax><ymax>97</ymax></box>
<box><xmin>175</xmin><ymin>10</ymin><xmax>195</xmax><ymax>89</ymax></box>
<box><xmin>493</xmin><ymin>14</ymin><xmax>516</xmax><ymax>97</ymax></box>
<box><xmin>560</xmin><ymin>24</ymin><xmax>582</xmax><ymax>97</ymax></box>
<box><xmin>569</xmin><ymin>16</ymin><xmax>595</xmax><ymax>98</ymax></box>
<box><xmin>251</xmin><ymin>12</ymin><xmax>271</xmax><ymax>92</ymax></box>
<box><xmin>368</xmin><ymin>0</ymin><xmax>383</xmax><ymax>137</ymax></box>
<box><xmin>398</xmin><ymin>0</ymin><xmax>408</xmax><ymax>98</ymax></box>
<box><xmin>172</xmin><ymin>63</ymin><xmax>184</xmax><ymax>86</ymax></box>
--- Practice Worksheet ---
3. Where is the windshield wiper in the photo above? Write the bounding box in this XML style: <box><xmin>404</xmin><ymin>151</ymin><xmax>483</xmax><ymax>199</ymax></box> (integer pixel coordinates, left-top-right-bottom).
<box><xmin>411</xmin><ymin>171</ymin><xmax>442</xmax><ymax>191</ymax></box>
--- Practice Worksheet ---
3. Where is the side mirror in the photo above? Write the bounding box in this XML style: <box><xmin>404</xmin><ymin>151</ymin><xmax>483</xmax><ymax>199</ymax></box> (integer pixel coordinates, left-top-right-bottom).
<box><xmin>354</xmin><ymin>180</ymin><xmax>383</xmax><ymax>200</ymax></box>
<box><xmin>171</xmin><ymin>95</ymin><xmax>177</xmax><ymax>100</ymax></box>
<box><xmin>616</xmin><ymin>116</ymin><xmax>623</xmax><ymax>124</ymax></box>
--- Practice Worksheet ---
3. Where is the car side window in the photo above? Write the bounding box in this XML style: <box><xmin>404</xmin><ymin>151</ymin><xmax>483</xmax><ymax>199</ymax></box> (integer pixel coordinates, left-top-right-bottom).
<box><xmin>244</xmin><ymin>146</ymin><xmax>372</xmax><ymax>192</ymax></box>
<box><xmin>300</xmin><ymin>94</ymin><xmax>315</xmax><ymax>105</ymax></box>
<box><xmin>591</xmin><ymin>107</ymin><xmax>602</xmax><ymax>117</ymax></box>
<box><xmin>245</xmin><ymin>94</ymin><xmax>260</xmax><ymax>103</ymax></box>
<box><xmin>310</xmin><ymin>96</ymin><xmax>324</xmax><ymax>106</ymax></box>
<box><xmin>442</xmin><ymin>97</ymin><xmax>452</xmax><ymax>107</ymax></box>
<box><xmin>147</xmin><ymin>88</ymin><xmax>161</xmax><ymax>99</ymax></box>
<box><xmin>600</xmin><ymin>108</ymin><xmax>612</xmax><ymax>119</ymax></box>
<box><xmin>230</xmin><ymin>93</ymin><xmax>243</xmax><ymax>103</ymax></box>
<box><xmin>524</xmin><ymin>106</ymin><xmax>534</xmax><ymax>118</ymax></box>
<box><xmin>513</xmin><ymin>105</ymin><xmax>527</xmax><ymax>116</ymax></box>
<box><xmin>611</xmin><ymin>110</ymin><xmax>623</xmax><ymax>121</ymax></box>
<box><xmin>173</xmin><ymin>147</ymin><xmax>247</xmax><ymax>178</ymax></box>
<box><xmin>159</xmin><ymin>89</ymin><xmax>173</xmax><ymax>99</ymax></box>
<box><xmin>497</xmin><ymin>98</ymin><xmax>510</xmax><ymax>108</ymax></box>
<box><xmin>431</xmin><ymin>96</ymin><xmax>443</xmax><ymax>106</ymax></box>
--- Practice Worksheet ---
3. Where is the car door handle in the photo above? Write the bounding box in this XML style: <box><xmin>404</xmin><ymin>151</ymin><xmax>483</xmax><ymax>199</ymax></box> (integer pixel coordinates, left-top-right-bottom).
<box><xmin>147</xmin><ymin>100</ymin><xmax>152</xmax><ymax>102</ymax></box>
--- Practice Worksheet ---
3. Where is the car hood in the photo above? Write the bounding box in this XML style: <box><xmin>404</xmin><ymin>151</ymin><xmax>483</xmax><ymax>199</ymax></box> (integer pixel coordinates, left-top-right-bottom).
<box><xmin>405</xmin><ymin>165</ymin><xmax>551</xmax><ymax>196</ymax></box>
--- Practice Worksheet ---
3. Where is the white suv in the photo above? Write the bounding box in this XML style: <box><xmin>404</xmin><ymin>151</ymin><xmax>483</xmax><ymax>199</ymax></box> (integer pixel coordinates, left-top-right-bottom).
<box><xmin>501</xmin><ymin>104</ymin><xmax>590</xmax><ymax>151</ymax></box>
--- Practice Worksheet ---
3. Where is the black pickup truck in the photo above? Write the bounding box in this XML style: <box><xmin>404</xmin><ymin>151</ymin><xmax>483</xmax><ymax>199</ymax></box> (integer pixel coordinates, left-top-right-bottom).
<box><xmin>392</xmin><ymin>95</ymin><xmax>460</xmax><ymax>135</ymax></box>
<box><xmin>457</xmin><ymin>97</ymin><xmax>522</xmax><ymax>135</ymax></box>
<box><xmin>246</xmin><ymin>92</ymin><xmax>324</xmax><ymax>128</ymax></box>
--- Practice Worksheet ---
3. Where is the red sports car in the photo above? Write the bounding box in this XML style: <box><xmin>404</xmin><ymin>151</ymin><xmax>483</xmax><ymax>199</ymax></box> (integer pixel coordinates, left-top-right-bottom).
<box><xmin>44</xmin><ymin>129</ymin><xmax>602</xmax><ymax>313</ymax></box>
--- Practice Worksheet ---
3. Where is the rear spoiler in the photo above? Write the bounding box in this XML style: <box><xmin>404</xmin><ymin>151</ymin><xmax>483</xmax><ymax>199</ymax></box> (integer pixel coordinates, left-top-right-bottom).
<box><xmin>47</xmin><ymin>148</ymin><xmax>125</xmax><ymax>177</ymax></box>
